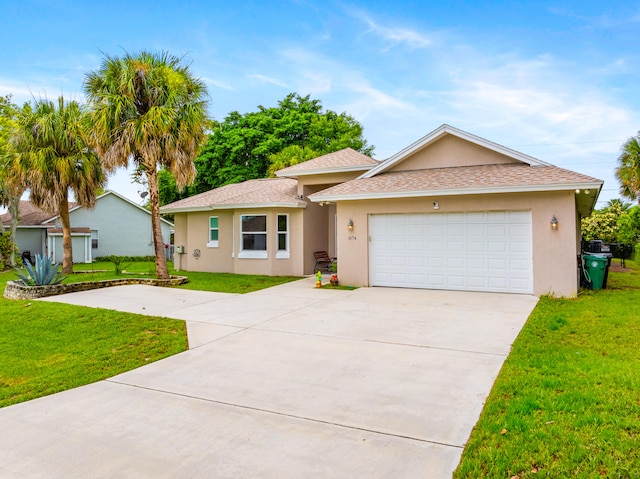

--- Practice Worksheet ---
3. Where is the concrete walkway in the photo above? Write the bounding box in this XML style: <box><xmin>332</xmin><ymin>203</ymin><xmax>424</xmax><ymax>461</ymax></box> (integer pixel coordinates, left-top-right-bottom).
<box><xmin>0</xmin><ymin>278</ymin><xmax>538</xmax><ymax>478</ymax></box>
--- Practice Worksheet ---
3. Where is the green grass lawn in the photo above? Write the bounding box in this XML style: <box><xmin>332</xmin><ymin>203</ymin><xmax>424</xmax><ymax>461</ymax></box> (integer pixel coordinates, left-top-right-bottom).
<box><xmin>454</xmin><ymin>260</ymin><xmax>640</xmax><ymax>478</ymax></box>
<box><xmin>0</xmin><ymin>270</ymin><xmax>187</xmax><ymax>409</ymax></box>
<box><xmin>1</xmin><ymin>263</ymin><xmax>300</xmax><ymax>409</ymax></box>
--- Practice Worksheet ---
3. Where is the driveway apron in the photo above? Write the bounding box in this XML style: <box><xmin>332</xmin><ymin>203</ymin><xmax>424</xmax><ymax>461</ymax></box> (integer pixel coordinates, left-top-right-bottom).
<box><xmin>0</xmin><ymin>278</ymin><xmax>538</xmax><ymax>478</ymax></box>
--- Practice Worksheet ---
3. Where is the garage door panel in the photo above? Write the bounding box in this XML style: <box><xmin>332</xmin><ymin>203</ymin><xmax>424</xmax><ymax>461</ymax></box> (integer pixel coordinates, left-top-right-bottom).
<box><xmin>487</xmin><ymin>224</ymin><xmax>507</xmax><ymax>236</ymax></box>
<box><xmin>467</xmin><ymin>276</ymin><xmax>487</xmax><ymax>288</ymax></box>
<box><xmin>369</xmin><ymin>211</ymin><xmax>532</xmax><ymax>294</ymax></box>
<box><xmin>487</xmin><ymin>241</ymin><xmax>508</xmax><ymax>253</ymax></box>
<box><xmin>447</xmin><ymin>241</ymin><xmax>465</xmax><ymax>253</ymax></box>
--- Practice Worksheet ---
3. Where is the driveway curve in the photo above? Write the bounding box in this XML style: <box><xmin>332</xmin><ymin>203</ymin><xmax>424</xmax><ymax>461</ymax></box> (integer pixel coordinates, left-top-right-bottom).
<box><xmin>0</xmin><ymin>278</ymin><xmax>537</xmax><ymax>478</ymax></box>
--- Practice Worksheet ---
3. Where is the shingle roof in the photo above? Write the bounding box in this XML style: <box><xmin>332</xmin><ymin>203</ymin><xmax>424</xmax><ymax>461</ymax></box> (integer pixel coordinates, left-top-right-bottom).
<box><xmin>276</xmin><ymin>148</ymin><xmax>379</xmax><ymax>176</ymax></box>
<box><xmin>161</xmin><ymin>178</ymin><xmax>304</xmax><ymax>212</ymax></box>
<box><xmin>309</xmin><ymin>164</ymin><xmax>603</xmax><ymax>200</ymax></box>
<box><xmin>0</xmin><ymin>201</ymin><xmax>75</xmax><ymax>227</ymax></box>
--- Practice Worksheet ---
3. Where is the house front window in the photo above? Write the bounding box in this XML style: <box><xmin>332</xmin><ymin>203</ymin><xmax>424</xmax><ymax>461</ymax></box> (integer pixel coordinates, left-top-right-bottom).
<box><xmin>207</xmin><ymin>216</ymin><xmax>219</xmax><ymax>247</ymax></box>
<box><xmin>276</xmin><ymin>214</ymin><xmax>289</xmax><ymax>259</ymax></box>
<box><xmin>239</xmin><ymin>214</ymin><xmax>267</xmax><ymax>258</ymax></box>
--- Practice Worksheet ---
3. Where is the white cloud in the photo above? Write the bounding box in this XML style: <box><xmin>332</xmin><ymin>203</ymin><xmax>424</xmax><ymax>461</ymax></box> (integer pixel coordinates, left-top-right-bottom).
<box><xmin>202</xmin><ymin>76</ymin><xmax>235</xmax><ymax>91</ymax></box>
<box><xmin>343</xmin><ymin>6</ymin><xmax>434</xmax><ymax>50</ymax></box>
<box><xmin>362</xmin><ymin>16</ymin><xmax>433</xmax><ymax>50</ymax></box>
<box><xmin>247</xmin><ymin>74</ymin><xmax>289</xmax><ymax>88</ymax></box>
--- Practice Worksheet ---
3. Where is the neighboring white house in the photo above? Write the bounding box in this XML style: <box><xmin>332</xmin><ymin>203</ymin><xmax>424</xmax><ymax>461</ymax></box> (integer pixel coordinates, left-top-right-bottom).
<box><xmin>0</xmin><ymin>191</ymin><xmax>173</xmax><ymax>263</ymax></box>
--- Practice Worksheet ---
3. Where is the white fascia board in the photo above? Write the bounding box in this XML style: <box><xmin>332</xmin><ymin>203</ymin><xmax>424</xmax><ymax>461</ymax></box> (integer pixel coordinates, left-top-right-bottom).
<box><xmin>40</xmin><ymin>215</ymin><xmax>60</xmax><ymax>225</ymax></box>
<box><xmin>276</xmin><ymin>164</ymin><xmax>375</xmax><ymax>178</ymax></box>
<box><xmin>47</xmin><ymin>232</ymin><xmax>92</xmax><ymax>237</ymax></box>
<box><xmin>161</xmin><ymin>202</ymin><xmax>307</xmax><ymax>214</ymax></box>
<box><xmin>308</xmin><ymin>182</ymin><xmax>603</xmax><ymax>202</ymax></box>
<box><xmin>361</xmin><ymin>124</ymin><xmax>549</xmax><ymax>179</ymax></box>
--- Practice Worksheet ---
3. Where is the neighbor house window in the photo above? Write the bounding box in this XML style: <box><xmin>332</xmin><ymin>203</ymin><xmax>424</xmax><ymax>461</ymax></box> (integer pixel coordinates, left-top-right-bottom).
<box><xmin>239</xmin><ymin>214</ymin><xmax>267</xmax><ymax>258</ymax></box>
<box><xmin>276</xmin><ymin>214</ymin><xmax>289</xmax><ymax>259</ymax></box>
<box><xmin>91</xmin><ymin>230</ymin><xmax>99</xmax><ymax>249</ymax></box>
<box><xmin>207</xmin><ymin>216</ymin><xmax>219</xmax><ymax>247</ymax></box>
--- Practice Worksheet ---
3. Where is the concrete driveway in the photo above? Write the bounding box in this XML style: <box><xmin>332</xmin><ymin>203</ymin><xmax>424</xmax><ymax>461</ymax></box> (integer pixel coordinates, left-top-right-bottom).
<box><xmin>0</xmin><ymin>278</ymin><xmax>538</xmax><ymax>478</ymax></box>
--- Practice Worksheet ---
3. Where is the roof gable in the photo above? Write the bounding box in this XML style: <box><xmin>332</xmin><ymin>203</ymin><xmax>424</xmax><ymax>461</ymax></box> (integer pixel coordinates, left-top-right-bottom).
<box><xmin>42</xmin><ymin>191</ymin><xmax>173</xmax><ymax>227</ymax></box>
<box><xmin>276</xmin><ymin>148</ymin><xmax>378</xmax><ymax>177</ymax></box>
<box><xmin>362</xmin><ymin>124</ymin><xmax>549</xmax><ymax>179</ymax></box>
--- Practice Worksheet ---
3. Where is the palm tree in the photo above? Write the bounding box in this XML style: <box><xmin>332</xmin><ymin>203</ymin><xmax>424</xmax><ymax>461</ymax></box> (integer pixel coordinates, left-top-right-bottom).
<box><xmin>84</xmin><ymin>51</ymin><xmax>209</xmax><ymax>279</ymax></box>
<box><xmin>605</xmin><ymin>198</ymin><xmax>632</xmax><ymax>212</ymax></box>
<box><xmin>267</xmin><ymin>145</ymin><xmax>318</xmax><ymax>177</ymax></box>
<box><xmin>616</xmin><ymin>132</ymin><xmax>640</xmax><ymax>204</ymax></box>
<box><xmin>12</xmin><ymin>97</ymin><xmax>105</xmax><ymax>274</ymax></box>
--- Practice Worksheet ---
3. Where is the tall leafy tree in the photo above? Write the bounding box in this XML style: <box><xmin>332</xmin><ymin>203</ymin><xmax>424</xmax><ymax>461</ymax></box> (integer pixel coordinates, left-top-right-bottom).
<box><xmin>616</xmin><ymin>132</ymin><xmax>640</xmax><ymax>203</ymax></box>
<box><xmin>84</xmin><ymin>51</ymin><xmax>209</xmax><ymax>279</ymax></box>
<box><xmin>189</xmin><ymin>93</ymin><xmax>373</xmax><ymax>195</ymax></box>
<box><xmin>0</xmin><ymin>95</ymin><xmax>26</xmax><ymax>267</ymax></box>
<box><xmin>12</xmin><ymin>97</ymin><xmax>105</xmax><ymax>274</ymax></box>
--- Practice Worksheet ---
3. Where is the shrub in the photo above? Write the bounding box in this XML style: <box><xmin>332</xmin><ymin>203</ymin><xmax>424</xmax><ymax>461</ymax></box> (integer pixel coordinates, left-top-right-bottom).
<box><xmin>14</xmin><ymin>253</ymin><xmax>66</xmax><ymax>286</ymax></box>
<box><xmin>94</xmin><ymin>255</ymin><xmax>155</xmax><ymax>263</ymax></box>
<box><xmin>0</xmin><ymin>232</ymin><xmax>18</xmax><ymax>269</ymax></box>
<box><xmin>98</xmin><ymin>255</ymin><xmax>131</xmax><ymax>275</ymax></box>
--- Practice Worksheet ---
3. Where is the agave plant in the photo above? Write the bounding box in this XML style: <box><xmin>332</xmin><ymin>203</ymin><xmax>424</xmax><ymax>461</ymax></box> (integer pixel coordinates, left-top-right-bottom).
<box><xmin>15</xmin><ymin>253</ymin><xmax>66</xmax><ymax>286</ymax></box>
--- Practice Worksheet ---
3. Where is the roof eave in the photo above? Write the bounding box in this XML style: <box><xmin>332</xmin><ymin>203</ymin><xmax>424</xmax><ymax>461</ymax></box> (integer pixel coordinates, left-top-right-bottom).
<box><xmin>309</xmin><ymin>181</ymin><xmax>603</xmax><ymax>202</ymax></box>
<box><xmin>161</xmin><ymin>201</ymin><xmax>307</xmax><ymax>214</ymax></box>
<box><xmin>276</xmin><ymin>164</ymin><xmax>375</xmax><ymax>178</ymax></box>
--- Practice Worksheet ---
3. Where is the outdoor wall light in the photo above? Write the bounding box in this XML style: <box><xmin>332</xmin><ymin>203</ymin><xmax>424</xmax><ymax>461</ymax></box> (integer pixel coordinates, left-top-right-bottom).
<box><xmin>550</xmin><ymin>215</ymin><xmax>558</xmax><ymax>231</ymax></box>
<box><xmin>584</xmin><ymin>189</ymin><xmax>590</xmax><ymax>195</ymax></box>
<box><xmin>347</xmin><ymin>219</ymin><xmax>354</xmax><ymax>231</ymax></box>
<box><xmin>433</xmin><ymin>201</ymin><xmax>440</xmax><ymax>210</ymax></box>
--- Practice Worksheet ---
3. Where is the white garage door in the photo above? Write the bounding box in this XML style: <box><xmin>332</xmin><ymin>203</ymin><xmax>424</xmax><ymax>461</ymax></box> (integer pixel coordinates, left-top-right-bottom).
<box><xmin>369</xmin><ymin>211</ymin><xmax>532</xmax><ymax>294</ymax></box>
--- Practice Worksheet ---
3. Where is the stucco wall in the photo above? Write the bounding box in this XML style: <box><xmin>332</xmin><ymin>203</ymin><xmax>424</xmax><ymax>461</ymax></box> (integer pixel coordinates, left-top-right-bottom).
<box><xmin>335</xmin><ymin>191</ymin><xmax>579</xmax><ymax>297</ymax></box>
<box><xmin>391</xmin><ymin>135</ymin><xmax>520</xmax><ymax>172</ymax></box>
<box><xmin>173</xmin><ymin>208</ymin><xmax>305</xmax><ymax>276</ymax></box>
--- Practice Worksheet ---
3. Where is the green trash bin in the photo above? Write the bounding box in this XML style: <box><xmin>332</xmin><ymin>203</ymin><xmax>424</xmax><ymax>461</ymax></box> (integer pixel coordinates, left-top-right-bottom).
<box><xmin>583</xmin><ymin>254</ymin><xmax>608</xmax><ymax>290</ymax></box>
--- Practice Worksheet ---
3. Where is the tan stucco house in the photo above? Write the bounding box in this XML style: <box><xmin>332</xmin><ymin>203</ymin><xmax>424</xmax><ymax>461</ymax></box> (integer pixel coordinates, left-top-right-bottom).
<box><xmin>162</xmin><ymin>124</ymin><xmax>602</xmax><ymax>297</ymax></box>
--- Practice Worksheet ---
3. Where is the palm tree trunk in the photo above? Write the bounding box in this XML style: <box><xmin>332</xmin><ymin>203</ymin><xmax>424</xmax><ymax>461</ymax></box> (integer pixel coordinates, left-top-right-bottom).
<box><xmin>146</xmin><ymin>166</ymin><xmax>169</xmax><ymax>280</ymax></box>
<box><xmin>59</xmin><ymin>194</ymin><xmax>73</xmax><ymax>274</ymax></box>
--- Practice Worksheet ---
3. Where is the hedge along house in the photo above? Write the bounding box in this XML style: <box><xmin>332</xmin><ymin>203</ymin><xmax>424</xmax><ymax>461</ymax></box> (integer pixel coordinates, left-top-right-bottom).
<box><xmin>162</xmin><ymin>125</ymin><xmax>602</xmax><ymax>297</ymax></box>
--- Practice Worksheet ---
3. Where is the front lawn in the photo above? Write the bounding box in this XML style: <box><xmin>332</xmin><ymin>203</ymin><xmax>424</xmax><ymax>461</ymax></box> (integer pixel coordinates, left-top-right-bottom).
<box><xmin>454</xmin><ymin>260</ymin><xmax>640</xmax><ymax>478</ymax></box>
<box><xmin>1</xmin><ymin>263</ymin><xmax>301</xmax><ymax>408</ymax></box>
<box><xmin>0</xmin><ymin>270</ymin><xmax>187</xmax><ymax>409</ymax></box>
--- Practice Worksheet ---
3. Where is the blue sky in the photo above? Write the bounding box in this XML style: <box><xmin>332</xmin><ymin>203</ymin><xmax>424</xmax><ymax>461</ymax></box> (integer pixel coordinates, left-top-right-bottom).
<box><xmin>2</xmin><ymin>0</ymin><xmax>639</xmax><ymax>206</ymax></box>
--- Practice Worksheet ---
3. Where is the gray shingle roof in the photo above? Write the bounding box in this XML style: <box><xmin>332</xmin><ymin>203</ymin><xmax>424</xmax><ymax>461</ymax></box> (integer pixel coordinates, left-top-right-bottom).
<box><xmin>276</xmin><ymin>148</ymin><xmax>378</xmax><ymax>176</ymax></box>
<box><xmin>161</xmin><ymin>178</ymin><xmax>303</xmax><ymax>212</ymax></box>
<box><xmin>0</xmin><ymin>201</ymin><xmax>74</xmax><ymax>227</ymax></box>
<box><xmin>309</xmin><ymin>164</ymin><xmax>603</xmax><ymax>200</ymax></box>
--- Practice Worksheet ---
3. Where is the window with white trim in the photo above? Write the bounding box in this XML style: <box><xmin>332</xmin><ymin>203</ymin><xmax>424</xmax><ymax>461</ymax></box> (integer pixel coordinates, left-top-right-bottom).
<box><xmin>276</xmin><ymin>214</ymin><xmax>289</xmax><ymax>259</ymax></box>
<box><xmin>239</xmin><ymin>214</ymin><xmax>267</xmax><ymax>258</ymax></box>
<box><xmin>207</xmin><ymin>216</ymin><xmax>219</xmax><ymax>247</ymax></box>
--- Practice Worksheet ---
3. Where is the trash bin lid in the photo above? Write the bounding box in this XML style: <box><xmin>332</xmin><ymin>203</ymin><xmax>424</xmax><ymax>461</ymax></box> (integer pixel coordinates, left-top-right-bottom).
<box><xmin>583</xmin><ymin>254</ymin><xmax>608</xmax><ymax>264</ymax></box>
